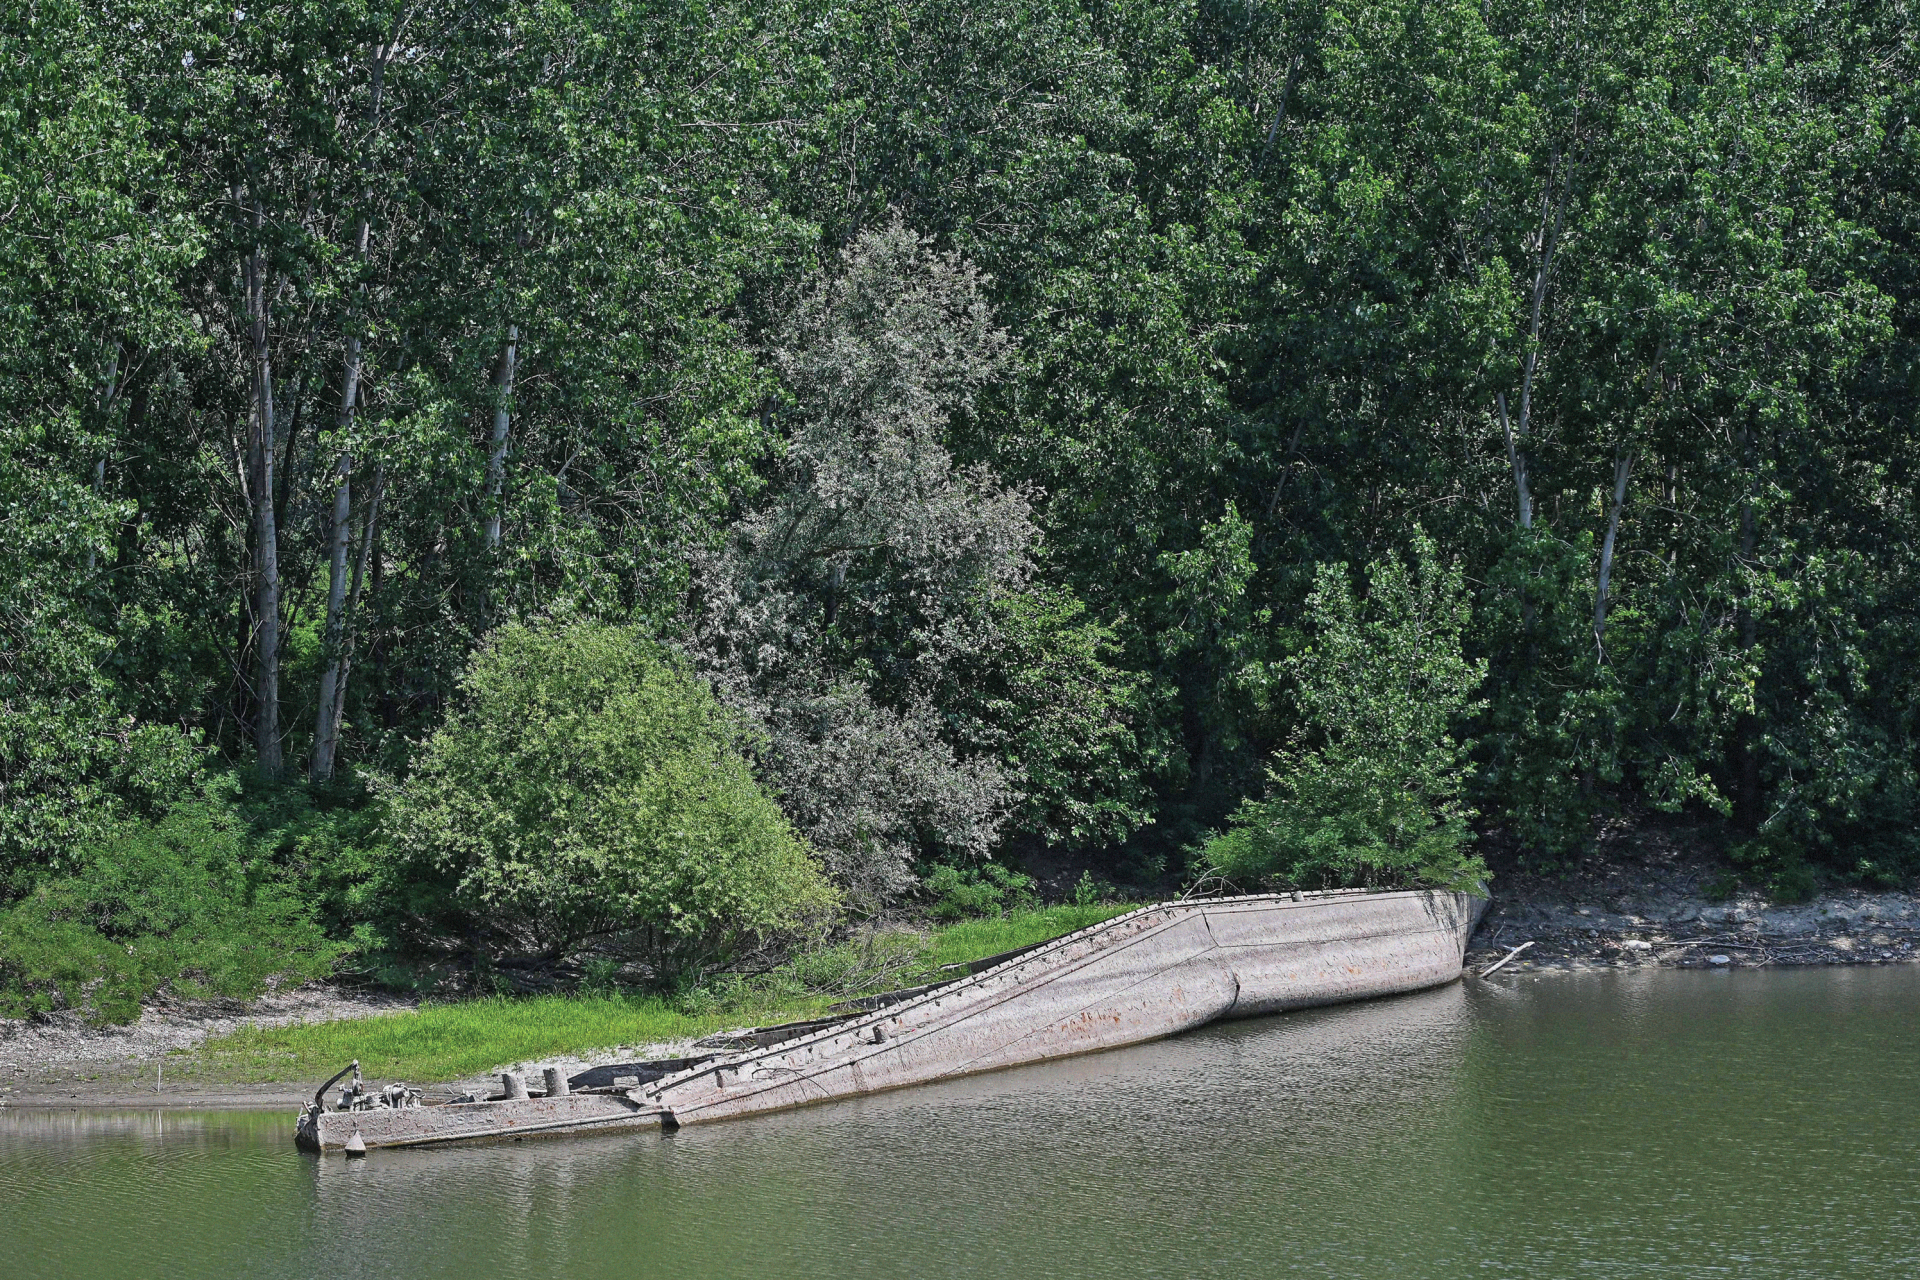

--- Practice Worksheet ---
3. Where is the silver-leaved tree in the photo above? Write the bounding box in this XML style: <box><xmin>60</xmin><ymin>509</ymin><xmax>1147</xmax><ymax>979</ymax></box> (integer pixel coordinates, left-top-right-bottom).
<box><xmin>695</xmin><ymin>218</ymin><xmax>1034</xmax><ymax>908</ymax></box>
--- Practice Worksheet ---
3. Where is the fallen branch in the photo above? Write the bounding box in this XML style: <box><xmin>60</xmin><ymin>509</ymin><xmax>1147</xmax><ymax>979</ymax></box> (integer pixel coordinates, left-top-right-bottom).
<box><xmin>1478</xmin><ymin>941</ymin><xmax>1534</xmax><ymax>978</ymax></box>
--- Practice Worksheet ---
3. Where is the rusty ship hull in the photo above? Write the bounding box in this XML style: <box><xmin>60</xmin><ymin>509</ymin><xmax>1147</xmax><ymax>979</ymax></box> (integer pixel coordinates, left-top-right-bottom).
<box><xmin>299</xmin><ymin>888</ymin><xmax>1484</xmax><ymax>1151</ymax></box>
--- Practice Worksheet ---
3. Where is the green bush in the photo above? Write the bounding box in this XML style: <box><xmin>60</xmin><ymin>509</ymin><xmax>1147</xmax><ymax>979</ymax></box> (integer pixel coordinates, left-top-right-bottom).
<box><xmin>1728</xmin><ymin>830</ymin><xmax>1819</xmax><ymax>903</ymax></box>
<box><xmin>238</xmin><ymin>778</ymin><xmax>398</xmax><ymax>961</ymax></box>
<box><xmin>1203</xmin><ymin>532</ymin><xmax>1489</xmax><ymax>893</ymax></box>
<box><xmin>0</xmin><ymin>708</ymin><xmax>204</xmax><ymax>900</ymax></box>
<box><xmin>387</xmin><ymin>619</ymin><xmax>837</xmax><ymax>974</ymax></box>
<box><xmin>921</xmin><ymin>862</ymin><xmax>1040</xmax><ymax>920</ymax></box>
<box><xmin>0</xmin><ymin>797</ymin><xmax>341</xmax><ymax>1023</ymax></box>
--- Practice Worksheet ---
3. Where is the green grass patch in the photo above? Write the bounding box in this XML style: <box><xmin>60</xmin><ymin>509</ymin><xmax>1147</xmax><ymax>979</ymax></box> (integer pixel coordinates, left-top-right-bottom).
<box><xmin>197</xmin><ymin>904</ymin><xmax>1137</xmax><ymax>1085</ymax></box>
<box><xmin>919</xmin><ymin>903</ymin><xmax>1133</xmax><ymax>969</ymax></box>
<box><xmin>202</xmin><ymin>991</ymin><xmax>836</xmax><ymax>1085</ymax></box>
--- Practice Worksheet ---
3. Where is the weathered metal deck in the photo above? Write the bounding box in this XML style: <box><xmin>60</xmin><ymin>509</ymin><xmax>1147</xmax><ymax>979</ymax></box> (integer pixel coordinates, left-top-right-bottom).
<box><xmin>299</xmin><ymin>887</ymin><xmax>1484</xmax><ymax>1151</ymax></box>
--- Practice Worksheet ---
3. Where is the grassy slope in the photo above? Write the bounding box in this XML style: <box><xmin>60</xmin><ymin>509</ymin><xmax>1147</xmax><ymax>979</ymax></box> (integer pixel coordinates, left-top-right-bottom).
<box><xmin>200</xmin><ymin>904</ymin><xmax>1133</xmax><ymax>1085</ymax></box>
<box><xmin>918</xmin><ymin>904</ymin><xmax>1130</xmax><ymax>968</ymax></box>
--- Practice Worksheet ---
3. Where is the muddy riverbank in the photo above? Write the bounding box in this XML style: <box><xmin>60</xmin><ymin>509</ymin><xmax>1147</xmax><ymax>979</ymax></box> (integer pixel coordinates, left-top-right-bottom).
<box><xmin>1466</xmin><ymin>823</ymin><xmax>1920</xmax><ymax>972</ymax></box>
<box><xmin>1467</xmin><ymin>888</ymin><xmax>1920</xmax><ymax>972</ymax></box>
<box><xmin>0</xmin><ymin>987</ymin><xmax>417</xmax><ymax>1109</ymax></box>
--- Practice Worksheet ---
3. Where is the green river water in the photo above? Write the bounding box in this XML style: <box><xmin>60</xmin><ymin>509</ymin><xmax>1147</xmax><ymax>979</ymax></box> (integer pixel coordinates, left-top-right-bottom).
<box><xmin>3</xmin><ymin>965</ymin><xmax>1917</xmax><ymax>1279</ymax></box>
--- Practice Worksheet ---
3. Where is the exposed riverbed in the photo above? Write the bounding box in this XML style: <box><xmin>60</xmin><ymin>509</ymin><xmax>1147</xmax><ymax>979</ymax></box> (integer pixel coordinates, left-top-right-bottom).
<box><xmin>1470</xmin><ymin>887</ymin><xmax>1920</xmax><ymax>970</ymax></box>
<box><xmin>1466</xmin><ymin>820</ymin><xmax>1920</xmax><ymax>970</ymax></box>
<box><xmin>4</xmin><ymin>965</ymin><xmax>1917</xmax><ymax>1279</ymax></box>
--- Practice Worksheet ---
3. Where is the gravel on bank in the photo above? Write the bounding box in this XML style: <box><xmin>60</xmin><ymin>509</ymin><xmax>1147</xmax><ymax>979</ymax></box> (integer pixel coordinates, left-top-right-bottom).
<box><xmin>0</xmin><ymin>985</ymin><xmax>417</xmax><ymax>1110</ymax></box>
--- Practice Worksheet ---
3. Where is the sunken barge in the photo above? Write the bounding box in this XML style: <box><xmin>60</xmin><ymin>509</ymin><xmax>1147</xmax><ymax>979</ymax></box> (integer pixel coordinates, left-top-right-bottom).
<box><xmin>297</xmin><ymin>887</ymin><xmax>1486</xmax><ymax>1153</ymax></box>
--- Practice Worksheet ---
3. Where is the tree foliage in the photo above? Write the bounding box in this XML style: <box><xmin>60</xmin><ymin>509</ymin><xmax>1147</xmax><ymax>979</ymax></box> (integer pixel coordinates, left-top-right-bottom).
<box><xmin>695</xmin><ymin>219</ymin><xmax>1148</xmax><ymax>904</ymax></box>
<box><xmin>2</xmin><ymin>0</ymin><xmax>1919</xmax><ymax>1006</ymax></box>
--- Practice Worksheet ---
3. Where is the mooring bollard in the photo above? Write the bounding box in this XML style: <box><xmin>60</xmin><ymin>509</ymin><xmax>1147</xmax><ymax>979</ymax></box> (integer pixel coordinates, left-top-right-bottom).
<box><xmin>542</xmin><ymin>1067</ymin><xmax>570</xmax><ymax>1097</ymax></box>
<box><xmin>501</xmin><ymin>1071</ymin><xmax>529</xmax><ymax>1100</ymax></box>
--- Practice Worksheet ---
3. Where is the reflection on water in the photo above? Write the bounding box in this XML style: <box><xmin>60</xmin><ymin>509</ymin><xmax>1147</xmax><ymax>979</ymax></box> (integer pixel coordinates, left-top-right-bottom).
<box><xmin>5</xmin><ymin>967</ymin><xmax>1918</xmax><ymax>1279</ymax></box>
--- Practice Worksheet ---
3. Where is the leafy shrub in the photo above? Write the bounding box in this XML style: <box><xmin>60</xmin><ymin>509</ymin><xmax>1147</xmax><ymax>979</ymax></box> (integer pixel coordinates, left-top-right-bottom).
<box><xmin>1203</xmin><ymin>532</ymin><xmax>1489</xmax><ymax>893</ymax></box>
<box><xmin>1729</xmin><ymin>831</ymin><xmax>1819</xmax><ymax>903</ymax></box>
<box><xmin>921</xmin><ymin>862</ymin><xmax>1039</xmax><ymax>921</ymax></box>
<box><xmin>235</xmin><ymin>776</ymin><xmax>396</xmax><ymax>956</ymax></box>
<box><xmin>0</xmin><ymin>797</ymin><xmax>340</xmax><ymax>1023</ymax></box>
<box><xmin>728</xmin><ymin>679</ymin><xmax>1011</xmax><ymax>909</ymax></box>
<box><xmin>0</xmin><ymin>708</ymin><xmax>203</xmax><ymax>900</ymax></box>
<box><xmin>387</xmin><ymin>620</ymin><xmax>837</xmax><ymax>974</ymax></box>
<box><xmin>578</xmin><ymin>957</ymin><xmax>625</xmax><ymax>997</ymax></box>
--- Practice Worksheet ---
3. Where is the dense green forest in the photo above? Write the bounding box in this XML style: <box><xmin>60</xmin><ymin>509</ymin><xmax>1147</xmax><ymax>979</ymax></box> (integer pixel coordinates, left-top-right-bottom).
<box><xmin>4</xmin><ymin>0</ymin><xmax>1917</xmax><ymax>1015</ymax></box>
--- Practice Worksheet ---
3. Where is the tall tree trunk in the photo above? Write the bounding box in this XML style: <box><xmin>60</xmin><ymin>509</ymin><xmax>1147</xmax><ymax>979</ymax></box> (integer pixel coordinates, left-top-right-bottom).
<box><xmin>230</xmin><ymin>581</ymin><xmax>252</xmax><ymax>758</ymax></box>
<box><xmin>1665</xmin><ymin>461</ymin><xmax>1679</xmax><ymax>569</ymax></box>
<box><xmin>313</xmin><ymin>36</ymin><xmax>395</xmax><ymax>782</ymax></box>
<box><xmin>1496</xmin><ymin>154</ymin><xmax>1574</xmax><ymax>533</ymax></box>
<box><xmin>484</xmin><ymin>325</ymin><xmax>518</xmax><ymax>551</ymax></box>
<box><xmin>272</xmin><ymin>369</ymin><xmax>303</xmax><ymax>521</ymax></box>
<box><xmin>224</xmin><ymin>407</ymin><xmax>253</xmax><ymax>756</ymax></box>
<box><xmin>244</xmin><ymin>218</ymin><xmax>284</xmax><ymax>780</ymax></box>
<box><xmin>314</xmin><ymin>463</ymin><xmax>385</xmax><ymax>777</ymax></box>
<box><xmin>824</xmin><ymin>556</ymin><xmax>846</xmax><ymax>627</ymax></box>
<box><xmin>311</xmin><ymin>444</ymin><xmax>354</xmax><ymax>781</ymax></box>
<box><xmin>311</xmin><ymin>295</ymin><xmax>367</xmax><ymax>782</ymax></box>
<box><xmin>1593</xmin><ymin>449</ymin><xmax>1633</xmax><ymax>662</ymax></box>
<box><xmin>371</xmin><ymin>495</ymin><xmax>393</xmax><ymax>731</ymax></box>
<box><xmin>86</xmin><ymin>341</ymin><xmax>121</xmax><ymax>573</ymax></box>
<box><xmin>1496</xmin><ymin>391</ymin><xmax>1533</xmax><ymax>530</ymax></box>
<box><xmin>1263</xmin><ymin>418</ymin><xmax>1308</xmax><ymax>519</ymax></box>
<box><xmin>1732</xmin><ymin>477</ymin><xmax>1762</xmax><ymax>833</ymax></box>
<box><xmin>1254</xmin><ymin>52</ymin><xmax>1304</xmax><ymax>173</ymax></box>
